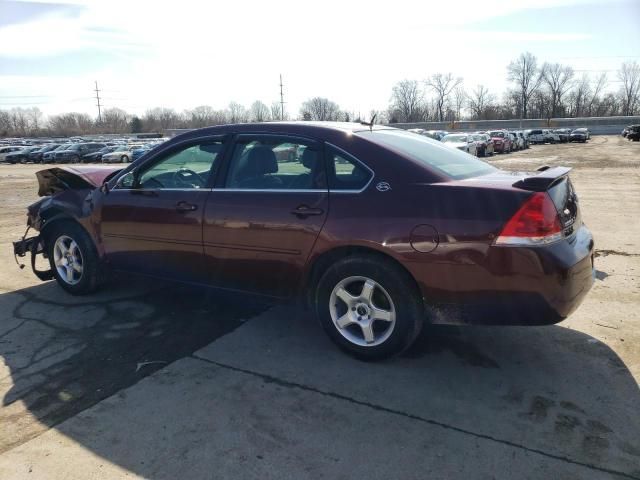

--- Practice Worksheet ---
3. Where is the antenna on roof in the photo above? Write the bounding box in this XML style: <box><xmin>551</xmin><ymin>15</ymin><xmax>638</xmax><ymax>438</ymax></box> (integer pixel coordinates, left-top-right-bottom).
<box><xmin>359</xmin><ymin>113</ymin><xmax>377</xmax><ymax>132</ymax></box>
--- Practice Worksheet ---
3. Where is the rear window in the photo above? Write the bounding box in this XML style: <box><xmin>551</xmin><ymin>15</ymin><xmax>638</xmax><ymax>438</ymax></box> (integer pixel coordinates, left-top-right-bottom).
<box><xmin>357</xmin><ymin>129</ymin><xmax>496</xmax><ymax>180</ymax></box>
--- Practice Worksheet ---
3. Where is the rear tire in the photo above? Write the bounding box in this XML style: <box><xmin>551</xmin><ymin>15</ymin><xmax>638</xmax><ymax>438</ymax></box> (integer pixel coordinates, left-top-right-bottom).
<box><xmin>45</xmin><ymin>221</ymin><xmax>102</xmax><ymax>295</ymax></box>
<box><xmin>315</xmin><ymin>255</ymin><xmax>424</xmax><ymax>360</ymax></box>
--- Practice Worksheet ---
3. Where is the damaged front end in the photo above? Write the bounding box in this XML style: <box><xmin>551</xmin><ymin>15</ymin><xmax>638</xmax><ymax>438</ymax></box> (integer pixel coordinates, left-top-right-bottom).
<box><xmin>13</xmin><ymin>165</ymin><xmax>122</xmax><ymax>281</ymax></box>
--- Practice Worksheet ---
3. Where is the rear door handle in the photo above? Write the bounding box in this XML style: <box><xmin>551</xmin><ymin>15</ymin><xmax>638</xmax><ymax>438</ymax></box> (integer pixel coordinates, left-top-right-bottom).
<box><xmin>291</xmin><ymin>205</ymin><xmax>324</xmax><ymax>218</ymax></box>
<box><xmin>176</xmin><ymin>201</ymin><xmax>198</xmax><ymax>212</ymax></box>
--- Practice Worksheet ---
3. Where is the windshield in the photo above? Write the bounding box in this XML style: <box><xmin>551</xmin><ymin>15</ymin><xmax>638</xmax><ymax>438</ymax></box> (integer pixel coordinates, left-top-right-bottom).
<box><xmin>488</xmin><ymin>131</ymin><xmax>505</xmax><ymax>138</ymax></box>
<box><xmin>442</xmin><ymin>135</ymin><xmax>467</xmax><ymax>142</ymax></box>
<box><xmin>357</xmin><ymin>129</ymin><xmax>496</xmax><ymax>180</ymax></box>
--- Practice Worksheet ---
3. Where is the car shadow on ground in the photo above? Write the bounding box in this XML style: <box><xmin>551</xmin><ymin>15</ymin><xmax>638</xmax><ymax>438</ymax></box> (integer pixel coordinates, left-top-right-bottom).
<box><xmin>0</xmin><ymin>278</ymin><xmax>268</xmax><ymax>453</ymax></box>
<box><xmin>1</xmin><ymin>280</ymin><xmax>639</xmax><ymax>478</ymax></box>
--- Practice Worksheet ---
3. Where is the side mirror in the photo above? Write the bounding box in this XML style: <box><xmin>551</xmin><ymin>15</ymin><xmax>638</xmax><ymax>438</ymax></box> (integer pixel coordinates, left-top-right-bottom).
<box><xmin>116</xmin><ymin>171</ymin><xmax>136</xmax><ymax>189</ymax></box>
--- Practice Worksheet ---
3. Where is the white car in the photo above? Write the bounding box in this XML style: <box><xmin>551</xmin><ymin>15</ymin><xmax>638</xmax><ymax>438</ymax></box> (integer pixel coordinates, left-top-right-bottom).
<box><xmin>102</xmin><ymin>145</ymin><xmax>141</xmax><ymax>163</ymax></box>
<box><xmin>542</xmin><ymin>129</ymin><xmax>561</xmax><ymax>144</ymax></box>
<box><xmin>441</xmin><ymin>134</ymin><xmax>478</xmax><ymax>156</ymax></box>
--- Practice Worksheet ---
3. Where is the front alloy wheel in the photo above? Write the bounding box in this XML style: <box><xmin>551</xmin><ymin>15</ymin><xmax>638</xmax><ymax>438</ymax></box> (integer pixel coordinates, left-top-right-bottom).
<box><xmin>329</xmin><ymin>276</ymin><xmax>396</xmax><ymax>347</ymax></box>
<box><xmin>53</xmin><ymin>235</ymin><xmax>84</xmax><ymax>285</ymax></box>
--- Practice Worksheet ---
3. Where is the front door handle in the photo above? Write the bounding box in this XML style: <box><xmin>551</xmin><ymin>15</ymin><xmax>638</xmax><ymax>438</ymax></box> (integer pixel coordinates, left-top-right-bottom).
<box><xmin>176</xmin><ymin>201</ymin><xmax>198</xmax><ymax>212</ymax></box>
<box><xmin>291</xmin><ymin>205</ymin><xmax>324</xmax><ymax>218</ymax></box>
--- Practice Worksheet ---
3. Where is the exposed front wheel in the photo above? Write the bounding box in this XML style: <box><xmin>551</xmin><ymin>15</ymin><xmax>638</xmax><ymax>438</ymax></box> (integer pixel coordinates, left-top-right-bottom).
<box><xmin>315</xmin><ymin>255</ymin><xmax>423</xmax><ymax>360</ymax></box>
<box><xmin>46</xmin><ymin>222</ymin><xmax>102</xmax><ymax>295</ymax></box>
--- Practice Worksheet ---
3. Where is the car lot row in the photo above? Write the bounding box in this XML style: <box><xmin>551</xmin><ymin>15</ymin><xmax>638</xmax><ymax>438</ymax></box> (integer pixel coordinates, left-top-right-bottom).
<box><xmin>408</xmin><ymin>127</ymin><xmax>593</xmax><ymax>157</ymax></box>
<box><xmin>0</xmin><ymin>140</ymin><xmax>167</xmax><ymax>164</ymax></box>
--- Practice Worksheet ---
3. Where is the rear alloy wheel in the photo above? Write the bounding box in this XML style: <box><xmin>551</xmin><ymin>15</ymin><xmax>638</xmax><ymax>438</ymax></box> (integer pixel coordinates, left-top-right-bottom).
<box><xmin>46</xmin><ymin>222</ymin><xmax>101</xmax><ymax>295</ymax></box>
<box><xmin>315</xmin><ymin>255</ymin><xmax>423</xmax><ymax>360</ymax></box>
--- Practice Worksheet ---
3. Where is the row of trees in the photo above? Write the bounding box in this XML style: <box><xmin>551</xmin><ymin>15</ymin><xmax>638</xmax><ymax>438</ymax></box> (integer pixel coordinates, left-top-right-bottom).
<box><xmin>388</xmin><ymin>55</ymin><xmax>640</xmax><ymax>123</ymax></box>
<box><xmin>1</xmin><ymin>54</ymin><xmax>639</xmax><ymax>137</ymax></box>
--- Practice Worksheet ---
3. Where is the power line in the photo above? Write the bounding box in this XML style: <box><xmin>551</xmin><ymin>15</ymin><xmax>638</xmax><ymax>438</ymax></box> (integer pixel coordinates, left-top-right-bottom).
<box><xmin>94</xmin><ymin>80</ymin><xmax>102</xmax><ymax>123</ymax></box>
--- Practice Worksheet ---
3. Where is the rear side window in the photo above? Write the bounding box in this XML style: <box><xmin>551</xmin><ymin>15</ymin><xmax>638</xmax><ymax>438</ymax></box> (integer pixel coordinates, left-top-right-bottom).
<box><xmin>326</xmin><ymin>146</ymin><xmax>372</xmax><ymax>191</ymax></box>
<box><xmin>357</xmin><ymin>129</ymin><xmax>496</xmax><ymax>180</ymax></box>
<box><xmin>225</xmin><ymin>137</ymin><xmax>324</xmax><ymax>190</ymax></box>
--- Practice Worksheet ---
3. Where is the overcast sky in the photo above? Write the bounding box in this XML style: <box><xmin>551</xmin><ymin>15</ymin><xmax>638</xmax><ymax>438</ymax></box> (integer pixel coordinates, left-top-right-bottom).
<box><xmin>0</xmin><ymin>0</ymin><xmax>639</xmax><ymax>118</ymax></box>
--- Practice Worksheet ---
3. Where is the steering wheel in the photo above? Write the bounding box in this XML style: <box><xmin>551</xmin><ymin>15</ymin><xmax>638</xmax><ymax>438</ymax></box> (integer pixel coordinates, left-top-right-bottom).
<box><xmin>172</xmin><ymin>168</ymin><xmax>205</xmax><ymax>188</ymax></box>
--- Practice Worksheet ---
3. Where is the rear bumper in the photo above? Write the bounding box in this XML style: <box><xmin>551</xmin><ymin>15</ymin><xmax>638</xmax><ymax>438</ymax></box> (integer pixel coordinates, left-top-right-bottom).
<box><xmin>409</xmin><ymin>225</ymin><xmax>595</xmax><ymax>326</ymax></box>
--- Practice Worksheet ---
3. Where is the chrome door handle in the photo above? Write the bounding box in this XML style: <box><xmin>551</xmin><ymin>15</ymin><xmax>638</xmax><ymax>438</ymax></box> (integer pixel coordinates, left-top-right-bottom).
<box><xmin>291</xmin><ymin>205</ymin><xmax>324</xmax><ymax>218</ymax></box>
<box><xmin>175</xmin><ymin>201</ymin><xmax>198</xmax><ymax>212</ymax></box>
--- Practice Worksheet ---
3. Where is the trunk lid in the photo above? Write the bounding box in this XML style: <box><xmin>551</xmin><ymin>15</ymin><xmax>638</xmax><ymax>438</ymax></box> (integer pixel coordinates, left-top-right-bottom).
<box><xmin>36</xmin><ymin>166</ymin><xmax>122</xmax><ymax>196</ymax></box>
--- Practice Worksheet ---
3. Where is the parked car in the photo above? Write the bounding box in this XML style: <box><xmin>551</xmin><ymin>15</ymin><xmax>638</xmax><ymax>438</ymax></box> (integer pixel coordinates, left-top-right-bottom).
<box><xmin>626</xmin><ymin>125</ymin><xmax>640</xmax><ymax>141</ymax></box>
<box><xmin>554</xmin><ymin>129</ymin><xmax>571</xmax><ymax>143</ymax></box>
<box><xmin>509</xmin><ymin>132</ymin><xmax>523</xmax><ymax>151</ymax></box>
<box><xmin>426</xmin><ymin>130</ymin><xmax>449</xmax><ymax>141</ymax></box>
<box><xmin>525</xmin><ymin>129</ymin><xmax>544</xmax><ymax>144</ymax></box>
<box><xmin>0</xmin><ymin>145</ymin><xmax>25</xmax><ymax>162</ymax></box>
<box><xmin>55</xmin><ymin>143</ymin><xmax>106</xmax><ymax>163</ymax></box>
<box><xmin>569</xmin><ymin>129</ymin><xmax>588</xmax><ymax>143</ymax></box>
<box><xmin>441</xmin><ymin>134</ymin><xmax>478</xmax><ymax>155</ymax></box>
<box><xmin>102</xmin><ymin>145</ymin><xmax>141</xmax><ymax>163</ymax></box>
<box><xmin>3</xmin><ymin>146</ymin><xmax>41</xmax><ymax>164</ymax></box>
<box><xmin>572</xmin><ymin>128</ymin><xmax>591</xmax><ymax>140</ymax></box>
<box><xmin>43</xmin><ymin>144</ymin><xmax>73</xmax><ymax>163</ymax></box>
<box><xmin>622</xmin><ymin>126</ymin><xmax>632</xmax><ymax>137</ymax></box>
<box><xmin>131</xmin><ymin>146</ymin><xmax>152</xmax><ymax>162</ymax></box>
<box><xmin>13</xmin><ymin>123</ymin><xmax>595</xmax><ymax>359</ymax></box>
<box><xmin>470</xmin><ymin>133</ymin><xmax>494</xmax><ymax>157</ymax></box>
<box><xmin>82</xmin><ymin>145</ymin><xmax>120</xmax><ymax>163</ymax></box>
<box><xmin>517</xmin><ymin>131</ymin><xmax>529</xmax><ymax>149</ymax></box>
<box><xmin>28</xmin><ymin>144</ymin><xmax>61</xmax><ymax>163</ymax></box>
<box><xmin>542</xmin><ymin>129</ymin><xmax>561</xmax><ymax>144</ymax></box>
<box><xmin>487</xmin><ymin>130</ymin><xmax>512</xmax><ymax>153</ymax></box>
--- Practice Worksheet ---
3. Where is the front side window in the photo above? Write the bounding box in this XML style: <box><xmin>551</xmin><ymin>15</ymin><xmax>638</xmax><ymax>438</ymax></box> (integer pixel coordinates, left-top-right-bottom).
<box><xmin>326</xmin><ymin>146</ymin><xmax>372</xmax><ymax>191</ymax></box>
<box><xmin>134</xmin><ymin>141</ymin><xmax>223</xmax><ymax>189</ymax></box>
<box><xmin>225</xmin><ymin>137</ymin><xmax>324</xmax><ymax>190</ymax></box>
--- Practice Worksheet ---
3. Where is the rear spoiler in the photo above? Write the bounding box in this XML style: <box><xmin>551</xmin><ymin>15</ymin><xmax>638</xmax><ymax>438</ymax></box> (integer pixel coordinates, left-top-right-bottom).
<box><xmin>512</xmin><ymin>166</ymin><xmax>572</xmax><ymax>192</ymax></box>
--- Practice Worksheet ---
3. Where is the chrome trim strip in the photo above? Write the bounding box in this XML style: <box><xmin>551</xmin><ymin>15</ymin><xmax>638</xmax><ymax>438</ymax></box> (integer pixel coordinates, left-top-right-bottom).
<box><xmin>210</xmin><ymin>188</ymin><xmax>326</xmax><ymax>193</ymax></box>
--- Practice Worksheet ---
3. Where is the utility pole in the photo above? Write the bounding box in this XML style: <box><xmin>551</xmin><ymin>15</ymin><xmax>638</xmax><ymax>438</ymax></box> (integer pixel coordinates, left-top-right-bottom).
<box><xmin>94</xmin><ymin>81</ymin><xmax>102</xmax><ymax>123</ymax></box>
<box><xmin>279</xmin><ymin>74</ymin><xmax>285</xmax><ymax>120</ymax></box>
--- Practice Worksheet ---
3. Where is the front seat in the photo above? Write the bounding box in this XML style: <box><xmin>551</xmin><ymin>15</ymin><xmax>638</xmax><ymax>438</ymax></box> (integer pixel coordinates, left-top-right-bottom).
<box><xmin>234</xmin><ymin>146</ymin><xmax>283</xmax><ymax>189</ymax></box>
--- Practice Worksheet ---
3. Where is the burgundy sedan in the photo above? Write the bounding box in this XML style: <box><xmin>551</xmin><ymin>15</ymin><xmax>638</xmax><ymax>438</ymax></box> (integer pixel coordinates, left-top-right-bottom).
<box><xmin>13</xmin><ymin>123</ymin><xmax>595</xmax><ymax>359</ymax></box>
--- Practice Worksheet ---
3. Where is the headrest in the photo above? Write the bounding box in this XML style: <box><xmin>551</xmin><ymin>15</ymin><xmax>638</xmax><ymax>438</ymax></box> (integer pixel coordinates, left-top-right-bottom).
<box><xmin>245</xmin><ymin>146</ymin><xmax>278</xmax><ymax>175</ymax></box>
<box><xmin>301</xmin><ymin>148</ymin><xmax>318</xmax><ymax>169</ymax></box>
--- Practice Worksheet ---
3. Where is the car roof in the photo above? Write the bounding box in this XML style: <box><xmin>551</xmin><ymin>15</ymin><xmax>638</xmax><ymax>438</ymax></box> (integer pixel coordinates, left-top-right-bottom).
<box><xmin>173</xmin><ymin>121</ymin><xmax>394</xmax><ymax>143</ymax></box>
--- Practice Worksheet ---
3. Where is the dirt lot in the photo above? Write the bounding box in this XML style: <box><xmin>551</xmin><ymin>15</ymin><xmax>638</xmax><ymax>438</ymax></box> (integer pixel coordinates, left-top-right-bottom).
<box><xmin>0</xmin><ymin>135</ymin><xmax>638</xmax><ymax>479</ymax></box>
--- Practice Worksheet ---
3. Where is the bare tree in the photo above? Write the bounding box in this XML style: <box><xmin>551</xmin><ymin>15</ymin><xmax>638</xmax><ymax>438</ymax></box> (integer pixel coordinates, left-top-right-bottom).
<box><xmin>542</xmin><ymin>63</ymin><xmax>575</xmax><ymax>117</ymax></box>
<box><xmin>101</xmin><ymin>107</ymin><xmax>129</xmax><ymax>133</ymax></box>
<box><xmin>426</xmin><ymin>73</ymin><xmax>462</xmax><ymax>121</ymax></box>
<box><xmin>507</xmin><ymin>52</ymin><xmax>544</xmax><ymax>119</ymax></box>
<box><xmin>453</xmin><ymin>86</ymin><xmax>466</xmax><ymax>120</ymax></box>
<box><xmin>186</xmin><ymin>105</ymin><xmax>217</xmax><ymax>128</ymax></box>
<box><xmin>250</xmin><ymin>101</ymin><xmax>270</xmax><ymax>122</ymax></box>
<box><xmin>299</xmin><ymin>97</ymin><xmax>341</xmax><ymax>121</ymax></box>
<box><xmin>567</xmin><ymin>74</ymin><xmax>591</xmax><ymax>117</ymax></box>
<box><xmin>587</xmin><ymin>73</ymin><xmax>608</xmax><ymax>116</ymax></box>
<box><xmin>618</xmin><ymin>61</ymin><xmax>640</xmax><ymax>116</ymax></box>
<box><xmin>468</xmin><ymin>85</ymin><xmax>495</xmax><ymax>120</ymax></box>
<box><xmin>389</xmin><ymin>80</ymin><xmax>426</xmax><ymax>123</ymax></box>
<box><xmin>228</xmin><ymin>102</ymin><xmax>249</xmax><ymax>123</ymax></box>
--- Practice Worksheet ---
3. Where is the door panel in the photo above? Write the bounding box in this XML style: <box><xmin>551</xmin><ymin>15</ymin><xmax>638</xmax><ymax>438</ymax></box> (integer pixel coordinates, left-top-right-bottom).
<box><xmin>99</xmin><ymin>189</ymin><xmax>208</xmax><ymax>282</ymax></box>
<box><xmin>202</xmin><ymin>134</ymin><xmax>327</xmax><ymax>298</ymax></box>
<box><xmin>202</xmin><ymin>191</ymin><xmax>327</xmax><ymax>297</ymax></box>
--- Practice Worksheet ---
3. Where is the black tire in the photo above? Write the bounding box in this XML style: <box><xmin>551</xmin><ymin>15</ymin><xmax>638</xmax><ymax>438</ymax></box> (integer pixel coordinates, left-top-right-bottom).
<box><xmin>314</xmin><ymin>255</ymin><xmax>424</xmax><ymax>360</ymax></box>
<box><xmin>121</xmin><ymin>155</ymin><xmax>128</xmax><ymax>163</ymax></box>
<box><xmin>45</xmin><ymin>221</ymin><xmax>102</xmax><ymax>295</ymax></box>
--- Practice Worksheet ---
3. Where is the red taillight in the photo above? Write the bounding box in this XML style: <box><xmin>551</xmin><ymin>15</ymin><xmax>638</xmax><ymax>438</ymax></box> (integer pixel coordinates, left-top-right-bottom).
<box><xmin>496</xmin><ymin>192</ymin><xmax>563</xmax><ymax>245</ymax></box>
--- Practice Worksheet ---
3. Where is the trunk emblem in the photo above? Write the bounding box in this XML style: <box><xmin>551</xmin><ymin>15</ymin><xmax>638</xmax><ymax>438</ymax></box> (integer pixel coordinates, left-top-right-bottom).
<box><xmin>376</xmin><ymin>182</ymin><xmax>391</xmax><ymax>192</ymax></box>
